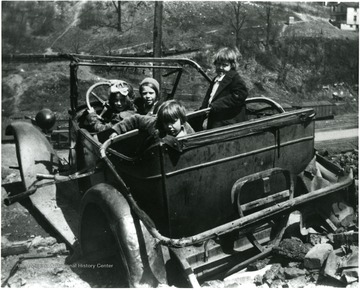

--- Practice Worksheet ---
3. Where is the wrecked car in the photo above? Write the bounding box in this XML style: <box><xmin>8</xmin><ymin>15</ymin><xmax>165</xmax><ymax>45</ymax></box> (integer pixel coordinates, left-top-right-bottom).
<box><xmin>5</xmin><ymin>54</ymin><xmax>356</xmax><ymax>287</ymax></box>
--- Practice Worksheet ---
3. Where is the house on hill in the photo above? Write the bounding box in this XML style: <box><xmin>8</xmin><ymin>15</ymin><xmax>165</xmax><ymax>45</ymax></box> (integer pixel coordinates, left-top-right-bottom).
<box><xmin>329</xmin><ymin>2</ymin><xmax>359</xmax><ymax>31</ymax></box>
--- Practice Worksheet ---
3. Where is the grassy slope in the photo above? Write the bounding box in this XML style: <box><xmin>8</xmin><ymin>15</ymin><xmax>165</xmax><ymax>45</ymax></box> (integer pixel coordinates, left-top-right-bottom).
<box><xmin>1</xmin><ymin>2</ymin><xmax>358</xmax><ymax>121</ymax></box>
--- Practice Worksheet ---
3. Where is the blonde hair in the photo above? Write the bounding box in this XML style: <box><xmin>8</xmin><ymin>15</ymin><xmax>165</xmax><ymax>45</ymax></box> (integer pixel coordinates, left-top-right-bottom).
<box><xmin>213</xmin><ymin>47</ymin><xmax>240</xmax><ymax>69</ymax></box>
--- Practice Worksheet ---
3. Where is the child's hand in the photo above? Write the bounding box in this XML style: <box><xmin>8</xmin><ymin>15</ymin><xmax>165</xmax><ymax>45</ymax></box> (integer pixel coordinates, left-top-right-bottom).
<box><xmin>86</xmin><ymin>112</ymin><xmax>98</xmax><ymax>126</ymax></box>
<box><xmin>109</xmin><ymin>132</ymin><xmax>118</xmax><ymax>139</ymax></box>
<box><xmin>87</xmin><ymin>106</ymin><xmax>96</xmax><ymax>113</ymax></box>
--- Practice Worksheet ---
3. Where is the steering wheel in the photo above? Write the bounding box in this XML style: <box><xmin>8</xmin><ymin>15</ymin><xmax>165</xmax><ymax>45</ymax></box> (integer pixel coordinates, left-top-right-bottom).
<box><xmin>86</xmin><ymin>81</ymin><xmax>112</xmax><ymax>118</ymax></box>
<box><xmin>86</xmin><ymin>80</ymin><xmax>131</xmax><ymax>119</ymax></box>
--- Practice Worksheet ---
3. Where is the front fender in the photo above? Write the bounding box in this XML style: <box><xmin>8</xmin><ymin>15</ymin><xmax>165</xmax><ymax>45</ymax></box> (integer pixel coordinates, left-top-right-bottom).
<box><xmin>79</xmin><ymin>183</ymin><xmax>166</xmax><ymax>287</ymax></box>
<box><xmin>6</xmin><ymin>121</ymin><xmax>59</xmax><ymax>189</ymax></box>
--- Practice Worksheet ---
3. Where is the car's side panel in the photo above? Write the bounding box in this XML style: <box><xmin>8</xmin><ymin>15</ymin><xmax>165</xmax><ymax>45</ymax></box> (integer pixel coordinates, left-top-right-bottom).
<box><xmin>75</xmin><ymin>109</ymin><xmax>315</xmax><ymax>238</ymax></box>
<box><xmin>161</xmin><ymin>110</ymin><xmax>315</xmax><ymax>238</ymax></box>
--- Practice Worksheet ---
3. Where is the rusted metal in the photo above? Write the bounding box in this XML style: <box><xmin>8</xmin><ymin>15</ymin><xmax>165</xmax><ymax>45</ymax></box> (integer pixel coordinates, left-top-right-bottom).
<box><xmin>100</xmin><ymin>131</ymin><xmax>354</xmax><ymax>248</ymax></box>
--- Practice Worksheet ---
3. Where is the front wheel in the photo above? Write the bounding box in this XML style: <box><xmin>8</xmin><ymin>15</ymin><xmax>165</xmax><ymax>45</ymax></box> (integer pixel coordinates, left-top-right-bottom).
<box><xmin>79</xmin><ymin>183</ymin><xmax>166</xmax><ymax>287</ymax></box>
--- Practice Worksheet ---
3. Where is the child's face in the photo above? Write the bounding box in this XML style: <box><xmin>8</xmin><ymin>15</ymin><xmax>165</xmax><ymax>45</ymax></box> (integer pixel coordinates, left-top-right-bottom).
<box><xmin>215</xmin><ymin>61</ymin><xmax>231</xmax><ymax>76</ymax></box>
<box><xmin>141</xmin><ymin>85</ymin><xmax>157</xmax><ymax>107</ymax></box>
<box><xmin>163</xmin><ymin>118</ymin><xmax>182</xmax><ymax>137</ymax></box>
<box><xmin>111</xmin><ymin>93</ymin><xmax>128</xmax><ymax>112</ymax></box>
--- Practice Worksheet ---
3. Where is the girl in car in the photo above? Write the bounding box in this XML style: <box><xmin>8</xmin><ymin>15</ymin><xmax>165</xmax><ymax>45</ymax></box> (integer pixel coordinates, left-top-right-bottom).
<box><xmin>134</xmin><ymin>77</ymin><xmax>161</xmax><ymax>116</ymax></box>
<box><xmin>85</xmin><ymin>81</ymin><xmax>136</xmax><ymax>132</ymax></box>
<box><xmin>110</xmin><ymin>100</ymin><xmax>194</xmax><ymax>141</ymax></box>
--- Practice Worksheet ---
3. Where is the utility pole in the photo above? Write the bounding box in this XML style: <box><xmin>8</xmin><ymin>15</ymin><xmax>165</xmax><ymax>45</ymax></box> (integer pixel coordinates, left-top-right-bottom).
<box><xmin>153</xmin><ymin>1</ymin><xmax>163</xmax><ymax>87</ymax></box>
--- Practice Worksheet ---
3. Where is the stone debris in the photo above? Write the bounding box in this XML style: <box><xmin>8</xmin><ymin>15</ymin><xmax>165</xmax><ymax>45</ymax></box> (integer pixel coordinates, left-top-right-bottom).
<box><xmin>284</xmin><ymin>267</ymin><xmax>307</xmax><ymax>279</ymax></box>
<box><xmin>52</xmin><ymin>267</ymin><xmax>64</xmax><ymax>275</ymax></box>
<box><xmin>273</xmin><ymin>237</ymin><xmax>312</xmax><ymax>261</ymax></box>
<box><xmin>304</xmin><ymin>243</ymin><xmax>333</xmax><ymax>269</ymax></box>
<box><xmin>30</xmin><ymin>236</ymin><xmax>57</xmax><ymax>248</ymax></box>
<box><xmin>1</xmin><ymin>236</ymin><xmax>30</xmax><ymax>257</ymax></box>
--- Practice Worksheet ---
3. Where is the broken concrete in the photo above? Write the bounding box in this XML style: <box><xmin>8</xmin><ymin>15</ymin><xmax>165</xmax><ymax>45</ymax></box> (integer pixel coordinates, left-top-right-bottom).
<box><xmin>283</xmin><ymin>267</ymin><xmax>307</xmax><ymax>279</ymax></box>
<box><xmin>304</xmin><ymin>243</ymin><xmax>333</xmax><ymax>270</ymax></box>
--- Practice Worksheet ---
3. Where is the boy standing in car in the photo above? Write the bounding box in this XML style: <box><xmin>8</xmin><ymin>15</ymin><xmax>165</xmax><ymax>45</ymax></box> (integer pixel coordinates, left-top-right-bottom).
<box><xmin>200</xmin><ymin>47</ymin><xmax>248</xmax><ymax>129</ymax></box>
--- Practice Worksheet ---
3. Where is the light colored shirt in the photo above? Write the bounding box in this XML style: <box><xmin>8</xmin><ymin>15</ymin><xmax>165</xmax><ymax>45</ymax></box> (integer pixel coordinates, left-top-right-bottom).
<box><xmin>208</xmin><ymin>74</ymin><xmax>225</xmax><ymax>106</ymax></box>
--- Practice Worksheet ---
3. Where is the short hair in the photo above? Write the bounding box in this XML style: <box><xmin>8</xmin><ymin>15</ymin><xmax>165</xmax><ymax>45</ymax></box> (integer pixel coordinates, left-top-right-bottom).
<box><xmin>213</xmin><ymin>47</ymin><xmax>240</xmax><ymax>69</ymax></box>
<box><xmin>156</xmin><ymin>100</ymin><xmax>187</xmax><ymax>129</ymax></box>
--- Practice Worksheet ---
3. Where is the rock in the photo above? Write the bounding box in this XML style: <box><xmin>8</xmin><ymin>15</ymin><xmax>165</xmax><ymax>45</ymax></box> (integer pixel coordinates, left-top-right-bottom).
<box><xmin>269</xmin><ymin>279</ymin><xmax>284</xmax><ymax>288</ymax></box>
<box><xmin>288</xmin><ymin>261</ymin><xmax>302</xmax><ymax>268</ymax></box>
<box><xmin>224</xmin><ymin>264</ymin><xmax>272</xmax><ymax>285</ymax></box>
<box><xmin>247</xmin><ymin>257</ymin><xmax>271</xmax><ymax>271</ymax></box>
<box><xmin>342</xmin><ymin>268</ymin><xmax>358</xmax><ymax>284</ymax></box>
<box><xmin>48</xmin><ymin>243</ymin><xmax>69</xmax><ymax>255</ymax></box>
<box><xmin>273</xmin><ymin>238</ymin><xmax>312</xmax><ymax>261</ymax></box>
<box><xmin>304</xmin><ymin>243</ymin><xmax>333</xmax><ymax>270</ymax></box>
<box><xmin>201</xmin><ymin>280</ymin><xmax>224</xmax><ymax>288</ymax></box>
<box><xmin>263</xmin><ymin>264</ymin><xmax>284</xmax><ymax>285</ymax></box>
<box><xmin>52</xmin><ymin>267</ymin><xmax>64</xmax><ymax>275</ymax></box>
<box><xmin>254</xmin><ymin>274</ymin><xmax>263</xmax><ymax>286</ymax></box>
<box><xmin>323</xmin><ymin>248</ymin><xmax>345</xmax><ymax>283</ymax></box>
<box><xmin>284</xmin><ymin>267</ymin><xmax>306</xmax><ymax>279</ymax></box>
<box><xmin>31</xmin><ymin>236</ymin><xmax>57</xmax><ymax>248</ymax></box>
<box><xmin>1</xmin><ymin>237</ymin><xmax>30</xmax><ymax>257</ymax></box>
<box><xmin>223</xmin><ymin>281</ymin><xmax>242</xmax><ymax>287</ymax></box>
<box><xmin>286</xmin><ymin>276</ymin><xmax>309</xmax><ymax>288</ymax></box>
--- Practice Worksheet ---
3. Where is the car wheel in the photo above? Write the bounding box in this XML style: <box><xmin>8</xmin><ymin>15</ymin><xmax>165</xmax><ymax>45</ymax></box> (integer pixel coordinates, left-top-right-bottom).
<box><xmin>79</xmin><ymin>183</ymin><xmax>162</xmax><ymax>287</ymax></box>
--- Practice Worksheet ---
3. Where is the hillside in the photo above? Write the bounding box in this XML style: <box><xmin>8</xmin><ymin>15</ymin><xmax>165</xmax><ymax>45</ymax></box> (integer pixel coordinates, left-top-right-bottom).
<box><xmin>1</xmin><ymin>1</ymin><xmax>359</xmax><ymax>121</ymax></box>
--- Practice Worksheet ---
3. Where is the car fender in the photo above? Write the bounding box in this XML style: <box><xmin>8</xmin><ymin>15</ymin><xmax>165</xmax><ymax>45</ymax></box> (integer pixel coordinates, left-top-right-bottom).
<box><xmin>5</xmin><ymin>120</ymin><xmax>59</xmax><ymax>189</ymax></box>
<box><xmin>79</xmin><ymin>183</ymin><xmax>166</xmax><ymax>287</ymax></box>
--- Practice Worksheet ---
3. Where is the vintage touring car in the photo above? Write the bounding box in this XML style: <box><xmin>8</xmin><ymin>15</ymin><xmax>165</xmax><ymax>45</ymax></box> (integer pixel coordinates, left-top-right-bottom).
<box><xmin>5</xmin><ymin>54</ymin><xmax>355</xmax><ymax>287</ymax></box>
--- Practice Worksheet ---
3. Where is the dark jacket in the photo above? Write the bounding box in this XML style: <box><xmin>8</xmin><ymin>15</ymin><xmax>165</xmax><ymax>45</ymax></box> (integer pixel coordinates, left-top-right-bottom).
<box><xmin>85</xmin><ymin>110</ymin><xmax>136</xmax><ymax>132</ymax></box>
<box><xmin>112</xmin><ymin>114</ymin><xmax>194</xmax><ymax>140</ymax></box>
<box><xmin>133</xmin><ymin>98</ymin><xmax>161</xmax><ymax>116</ymax></box>
<box><xmin>200</xmin><ymin>70</ymin><xmax>248</xmax><ymax>129</ymax></box>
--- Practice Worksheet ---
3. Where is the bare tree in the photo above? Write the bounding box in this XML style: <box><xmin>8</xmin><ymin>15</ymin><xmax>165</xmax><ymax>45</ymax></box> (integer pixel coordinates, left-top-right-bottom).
<box><xmin>228</xmin><ymin>1</ymin><xmax>248</xmax><ymax>51</ymax></box>
<box><xmin>258</xmin><ymin>2</ymin><xmax>273</xmax><ymax>51</ymax></box>
<box><xmin>112</xmin><ymin>1</ymin><xmax>122</xmax><ymax>32</ymax></box>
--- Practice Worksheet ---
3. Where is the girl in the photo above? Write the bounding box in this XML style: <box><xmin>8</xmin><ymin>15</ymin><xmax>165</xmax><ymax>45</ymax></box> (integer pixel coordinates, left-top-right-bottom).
<box><xmin>85</xmin><ymin>81</ymin><xmax>136</xmax><ymax>132</ymax></box>
<box><xmin>134</xmin><ymin>77</ymin><xmax>161</xmax><ymax>115</ymax></box>
<box><xmin>110</xmin><ymin>100</ymin><xmax>194</xmax><ymax>140</ymax></box>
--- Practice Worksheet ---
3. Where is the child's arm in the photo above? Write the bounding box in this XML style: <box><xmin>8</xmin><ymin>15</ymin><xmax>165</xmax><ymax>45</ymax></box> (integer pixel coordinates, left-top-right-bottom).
<box><xmin>210</xmin><ymin>73</ymin><xmax>248</xmax><ymax>112</ymax></box>
<box><xmin>111</xmin><ymin>114</ymin><xmax>155</xmax><ymax>135</ymax></box>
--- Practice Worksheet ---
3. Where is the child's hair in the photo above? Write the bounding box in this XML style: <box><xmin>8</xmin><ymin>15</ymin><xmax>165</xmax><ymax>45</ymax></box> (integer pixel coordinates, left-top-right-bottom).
<box><xmin>139</xmin><ymin>77</ymin><xmax>160</xmax><ymax>99</ymax></box>
<box><xmin>109</xmin><ymin>93</ymin><xmax>134</xmax><ymax>110</ymax></box>
<box><xmin>109</xmin><ymin>82</ymin><xmax>135</xmax><ymax>110</ymax></box>
<box><xmin>156</xmin><ymin>100</ymin><xmax>187</xmax><ymax>129</ymax></box>
<box><xmin>213</xmin><ymin>47</ymin><xmax>240</xmax><ymax>69</ymax></box>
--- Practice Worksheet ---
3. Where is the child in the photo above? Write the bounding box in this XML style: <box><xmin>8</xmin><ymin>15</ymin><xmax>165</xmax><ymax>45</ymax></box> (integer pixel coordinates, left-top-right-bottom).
<box><xmin>85</xmin><ymin>81</ymin><xmax>136</xmax><ymax>132</ymax></box>
<box><xmin>200</xmin><ymin>47</ymin><xmax>248</xmax><ymax>129</ymax></box>
<box><xmin>134</xmin><ymin>77</ymin><xmax>161</xmax><ymax>115</ymax></box>
<box><xmin>110</xmin><ymin>100</ymin><xmax>194</xmax><ymax>141</ymax></box>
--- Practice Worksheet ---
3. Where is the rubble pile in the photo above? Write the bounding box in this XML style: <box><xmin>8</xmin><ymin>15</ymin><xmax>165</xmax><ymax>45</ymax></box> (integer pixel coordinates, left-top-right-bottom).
<box><xmin>203</xmin><ymin>234</ymin><xmax>358</xmax><ymax>288</ymax></box>
<box><xmin>1</xmin><ymin>236</ymin><xmax>72</xmax><ymax>288</ymax></box>
<box><xmin>202</xmin><ymin>204</ymin><xmax>358</xmax><ymax>288</ymax></box>
<box><xmin>319</xmin><ymin>149</ymin><xmax>358</xmax><ymax>180</ymax></box>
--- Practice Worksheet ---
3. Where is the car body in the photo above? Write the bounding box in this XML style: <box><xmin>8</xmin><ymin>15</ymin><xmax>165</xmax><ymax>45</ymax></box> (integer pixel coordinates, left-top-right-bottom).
<box><xmin>6</xmin><ymin>54</ymin><xmax>355</xmax><ymax>287</ymax></box>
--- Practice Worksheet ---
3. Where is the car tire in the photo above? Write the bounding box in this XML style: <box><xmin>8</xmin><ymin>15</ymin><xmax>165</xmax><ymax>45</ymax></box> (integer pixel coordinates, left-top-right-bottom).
<box><xmin>79</xmin><ymin>183</ymin><xmax>162</xmax><ymax>287</ymax></box>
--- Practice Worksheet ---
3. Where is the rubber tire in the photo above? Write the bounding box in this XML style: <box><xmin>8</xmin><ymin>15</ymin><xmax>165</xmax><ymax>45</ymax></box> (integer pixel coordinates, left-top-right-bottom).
<box><xmin>79</xmin><ymin>183</ymin><xmax>157</xmax><ymax>287</ymax></box>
